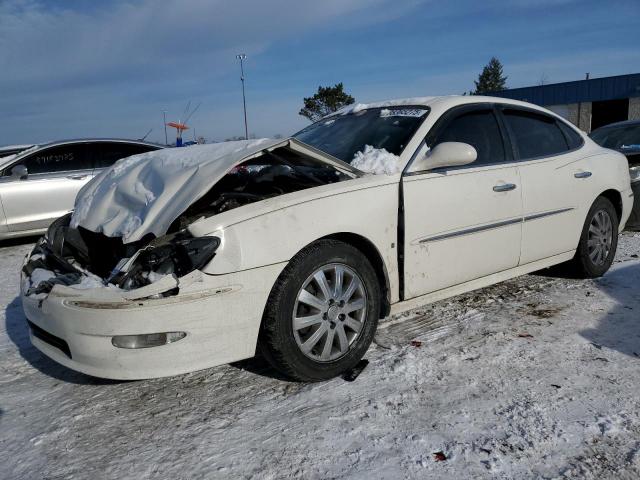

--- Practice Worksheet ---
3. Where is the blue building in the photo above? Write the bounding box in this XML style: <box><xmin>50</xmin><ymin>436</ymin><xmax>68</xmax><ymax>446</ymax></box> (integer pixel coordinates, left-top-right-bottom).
<box><xmin>491</xmin><ymin>73</ymin><xmax>640</xmax><ymax>133</ymax></box>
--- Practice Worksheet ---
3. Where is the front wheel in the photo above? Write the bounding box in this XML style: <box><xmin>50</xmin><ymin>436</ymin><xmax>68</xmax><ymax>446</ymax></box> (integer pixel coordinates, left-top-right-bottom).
<box><xmin>571</xmin><ymin>196</ymin><xmax>619</xmax><ymax>278</ymax></box>
<box><xmin>259</xmin><ymin>239</ymin><xmax>381</xmax><ymax>381</ymax></box>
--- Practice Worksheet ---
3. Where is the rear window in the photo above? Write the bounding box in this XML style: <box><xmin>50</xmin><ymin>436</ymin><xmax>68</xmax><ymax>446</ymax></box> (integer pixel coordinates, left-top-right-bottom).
<box><xmin>503</xmin><ymin>109</ymin><xmax>569</xmax><ymax>159</ymax></box>
<box><xmin>90</xmin><ymin>142</ymin><xmax>159</xmax><ymax>169</ymax></box>
<box><xmin>590</xmin><ymin>124</ymin><xmax>640</xmax><ymax>152</ymax></box>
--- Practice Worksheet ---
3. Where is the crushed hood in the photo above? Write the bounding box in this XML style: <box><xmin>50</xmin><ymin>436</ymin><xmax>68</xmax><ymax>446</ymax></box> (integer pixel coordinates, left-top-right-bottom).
<box><xmin>71</xmin><ymin>138</ymin><xmax>359</xmax><ymax>243</ymax></box>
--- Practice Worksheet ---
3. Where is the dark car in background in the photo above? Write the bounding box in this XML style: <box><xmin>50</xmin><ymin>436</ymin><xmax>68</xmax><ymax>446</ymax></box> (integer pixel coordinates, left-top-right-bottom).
<box><xmin>0</xmin><ymin>139</ymin><xmax>163</xmax><ymax>240</ymax></box>
<box><xmin>590</xmin><ymin>120</ymin><xmax>640</xmax><ymax>230</ymax></box>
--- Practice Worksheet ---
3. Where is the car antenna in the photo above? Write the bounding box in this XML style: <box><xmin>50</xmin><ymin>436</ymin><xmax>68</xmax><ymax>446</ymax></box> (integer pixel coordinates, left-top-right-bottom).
<box><xmin>139</xmin><ymin>128</ymin><xmax>153</xmax><ymax>142</ymax></box>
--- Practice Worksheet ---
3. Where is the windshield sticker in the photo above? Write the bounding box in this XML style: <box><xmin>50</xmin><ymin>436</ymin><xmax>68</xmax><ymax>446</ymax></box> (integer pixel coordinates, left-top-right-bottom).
<box><xmin>380</xmin><ymin>108</ymin><xmax>428</xmax><ymax>118</ymax></box>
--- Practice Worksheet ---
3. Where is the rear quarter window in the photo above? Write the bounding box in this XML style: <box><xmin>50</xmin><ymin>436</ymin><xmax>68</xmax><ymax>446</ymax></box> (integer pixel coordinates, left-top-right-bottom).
<box><xmin>558</xmin><ymin>121</ymin><xmax>584</xmax><ymax>150</ymax></box>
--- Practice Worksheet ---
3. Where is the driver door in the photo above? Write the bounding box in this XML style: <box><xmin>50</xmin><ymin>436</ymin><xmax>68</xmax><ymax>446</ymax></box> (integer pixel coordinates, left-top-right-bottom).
<box><xmin>0</xmin><ymin>143</ymin><xmax>94</xmax><ymax>233</ymax></box>
<box><xmin>402</xmin><ymin>105</ymin><xmax>523</xmax><ymax>298</ymax></box>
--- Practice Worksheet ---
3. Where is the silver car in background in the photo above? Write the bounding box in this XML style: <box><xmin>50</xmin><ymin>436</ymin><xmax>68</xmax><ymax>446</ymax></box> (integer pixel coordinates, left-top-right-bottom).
<box><xmin>0</xmin><ymin>139</ymin><xmax>163</xmax><ymax>240</ymax></box>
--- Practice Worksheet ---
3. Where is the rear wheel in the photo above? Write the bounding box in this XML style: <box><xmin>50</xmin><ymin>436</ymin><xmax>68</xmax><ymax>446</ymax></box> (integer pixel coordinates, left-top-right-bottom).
<box><xmin>259</xmin><ymin>239</ymin><xmax>381</xmax><ymax>381</ymax></box>
<box><xmin>571</xmin><ymin>196</ymin><xmax>618</xmax><ymax>278</ymax></box>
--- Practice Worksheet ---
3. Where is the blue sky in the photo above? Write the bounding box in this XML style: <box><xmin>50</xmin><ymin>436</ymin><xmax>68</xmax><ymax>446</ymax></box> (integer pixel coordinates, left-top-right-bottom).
<box><xmin>1</xmin><ymin>0</ymin><xmax>638</xmax><ymax>145</ymax></box>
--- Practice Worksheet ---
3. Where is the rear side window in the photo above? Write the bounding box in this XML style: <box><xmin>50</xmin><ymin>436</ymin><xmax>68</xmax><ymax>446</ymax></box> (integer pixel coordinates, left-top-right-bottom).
<box><xmin>558</xmin><ymin>121</ymin><xmax>584</xmax><ymax>150</ymax></box>
<box><xmin>20</xmin><ymin>144</ymin><xmax>90</xmax><ymax>174</ymax></box>
<box><xmin>503</xmin><ymin>109</ymin><xmax>569</xmax><ymax>159</ymax></box>
<box><xmin>90</xmin><ymin>142</ymin><xmax>157</xmax><ymax>169</ymax></box>
<box><xmin>434</xmin><ymin>109</ymin><xmax>506</xmax><ymax>165</ymax></box>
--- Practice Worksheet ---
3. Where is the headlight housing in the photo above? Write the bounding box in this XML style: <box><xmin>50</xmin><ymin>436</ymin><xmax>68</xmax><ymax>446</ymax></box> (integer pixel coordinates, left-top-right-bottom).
<box><xmin>630</xmin><ymin>165</ymin><xmax>640</xmax><ymax>183</ymax></box>
<box><xmin>115</xmin><ymin>233</ymin><xmax>221</xmax><ymax>290</ymax></box>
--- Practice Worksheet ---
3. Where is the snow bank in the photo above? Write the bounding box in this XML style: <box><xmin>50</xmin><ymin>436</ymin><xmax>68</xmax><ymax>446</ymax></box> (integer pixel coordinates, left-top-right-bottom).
<box><xmin>351</xmin><ymin>145</ymin><xmax>401</xmax><ymax>175</ymax></box>
<box><xmin>70</xmin><ymin>138</ymin><xmax>276</xmax><ymax>243</ymax></box>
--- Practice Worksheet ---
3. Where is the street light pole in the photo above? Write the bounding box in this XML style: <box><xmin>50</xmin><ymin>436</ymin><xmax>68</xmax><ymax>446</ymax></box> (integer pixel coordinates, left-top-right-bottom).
<box><xmin>162</xmin><ymin>110</ymin><xmax>168</xmax><ymax>145</ymax></box>
<box><xmin>236</xmin><ymin>54</ymin><xmax>248</xmax><ymax>140</ymax></box>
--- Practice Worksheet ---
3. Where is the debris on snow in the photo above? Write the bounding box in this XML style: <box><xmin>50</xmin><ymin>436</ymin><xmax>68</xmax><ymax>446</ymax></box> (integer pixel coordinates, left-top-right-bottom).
<box><xmin>342</xmin><ymin>359</ymin><xmax>369</xmax><ymax>382</ymax></box>
<box><xmin>433</xmin><ymin>451</ymin><xmax>447</xmax><ymax>462</ymax></box>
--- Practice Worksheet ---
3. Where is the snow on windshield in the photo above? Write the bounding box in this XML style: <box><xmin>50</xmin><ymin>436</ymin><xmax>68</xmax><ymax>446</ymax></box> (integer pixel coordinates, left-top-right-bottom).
<box><xmin>351</xmin><ymin>145</ymin><xmax>401</xmax><ymax>175</ymax></box>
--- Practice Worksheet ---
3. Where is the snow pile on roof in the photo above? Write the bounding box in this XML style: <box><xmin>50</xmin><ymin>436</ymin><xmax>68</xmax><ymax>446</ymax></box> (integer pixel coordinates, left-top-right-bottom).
<box><xmin>351</xmin><ymin>145</ymin><xmax>401</xmax><ymax>175</ymax></box>
<box><xmin>70</xmin><ymin>139</ymin><xmax>276</xmax><ymax>243</ymax></box>
<box><xmin>337</xmin><ymin>96</ymin><xmax>440</xmax><ymax>115</ymax></box>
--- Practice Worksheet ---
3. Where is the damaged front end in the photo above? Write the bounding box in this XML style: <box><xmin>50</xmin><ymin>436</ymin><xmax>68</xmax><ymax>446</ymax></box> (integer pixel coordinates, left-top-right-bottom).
<box><xmin>22</xmin><ymin>138</ymin><xmax>357</xmax><ymax>300</ymax></box>
<box><xmin>22</xmin><ymin>213</ymin><xmax>220</xmax><ymax>299</ymax></box>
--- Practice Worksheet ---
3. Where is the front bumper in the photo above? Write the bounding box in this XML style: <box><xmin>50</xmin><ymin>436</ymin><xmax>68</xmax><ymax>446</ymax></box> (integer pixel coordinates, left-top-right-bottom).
<box><xmin>21</xmin><ymin>248</ymin><xmax>286</xmax><ymax>380</ymax></box>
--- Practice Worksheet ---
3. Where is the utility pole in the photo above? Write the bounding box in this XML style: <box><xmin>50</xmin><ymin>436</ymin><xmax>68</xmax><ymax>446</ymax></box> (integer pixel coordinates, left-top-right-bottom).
<box><xmin>236</xmin><ymin>54</ymin><xmax>249</xmax><ymax>140</ymax></box>
<box><xmin>162</xmin><ymin>110</ymin><xmax>168</xmax><ymax>145</ymax></box>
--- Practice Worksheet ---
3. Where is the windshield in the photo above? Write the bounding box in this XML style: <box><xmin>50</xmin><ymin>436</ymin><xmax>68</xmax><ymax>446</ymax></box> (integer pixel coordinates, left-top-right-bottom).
<box><xmin>293</xmin><ymin>106</ymin><xmax>429</xmax><ymax>164</ymax></box>
<box><xmin>590</xmin><ymin>124</ymin><xmax>640</xmax><ymax>152</ymax></box>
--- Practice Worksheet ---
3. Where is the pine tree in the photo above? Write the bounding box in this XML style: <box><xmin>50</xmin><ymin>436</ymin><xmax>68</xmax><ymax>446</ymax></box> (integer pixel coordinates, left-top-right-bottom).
<box><xmin>299</xmin><ymin>83</ymin><xmax>355</xmax><ymax>122</ymax></box>
<box><xmin>472</xmin><ymin>57</ymin><xmax>507</xmax><ymax>95</ymax></box>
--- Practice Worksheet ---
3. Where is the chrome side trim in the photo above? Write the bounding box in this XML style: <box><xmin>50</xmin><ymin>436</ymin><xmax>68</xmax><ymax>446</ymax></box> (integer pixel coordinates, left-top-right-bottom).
<box><xmin>523</xmin><ymin>207</ymin><xmax>575</xmax><ymax>222</ymax></box>
<box><xmin>418</xmin><ymin>218</ymin><xmax>522</xmax><ymax>243</ymax></box>
<box><xmin>417</xmin><ymin>207</ymin><xmax>575</xmax><ymax>244</ymax></box>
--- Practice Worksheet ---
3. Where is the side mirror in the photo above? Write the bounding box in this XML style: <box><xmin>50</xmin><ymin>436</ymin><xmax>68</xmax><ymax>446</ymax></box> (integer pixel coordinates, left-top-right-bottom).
<box><xmin>11</xmin><ymin>164</ymin><xmax>28</xmax><ymax>180</ymax></box>
<box><xmin>408</xmin><ymin>142</ymin><xmax>477</xmax><ymax>173</ymax></box>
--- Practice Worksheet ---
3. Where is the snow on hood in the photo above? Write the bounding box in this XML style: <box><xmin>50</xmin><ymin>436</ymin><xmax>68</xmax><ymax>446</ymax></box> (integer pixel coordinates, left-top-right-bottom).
<box><xmin>70</xmin><ymin>139</ymin><xmax>279</xmax><ymax>243</ymax></box>
<box><xmin>351</xmin><ymin>145</ymin><xmax>401</xmax><ymax>175</ymax></box>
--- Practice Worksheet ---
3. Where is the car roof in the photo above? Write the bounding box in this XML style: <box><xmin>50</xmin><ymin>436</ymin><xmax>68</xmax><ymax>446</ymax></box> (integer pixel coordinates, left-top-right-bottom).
<box><xmin>334</xmin><ymin>94</ymin><xmax>554</xmax><ymax>115</ymax></box>
<box><xmin>0</xmin><ymin>138</ymin><xmax>165</xmax><ymax>154</ymax></box>
<box><xmin>34</xmin><ymin>138</ymin><xmax>165</xmax><ymax>149</ymax></box>
<box><xmin>591</xmin><ymin>119</ymin><xmax>640</xmax><ymax>132</ymax></box>
<box><xmin>0</xmin><ymin>138</ymin><xmax>166</xmax><ymax>169</ymax></box>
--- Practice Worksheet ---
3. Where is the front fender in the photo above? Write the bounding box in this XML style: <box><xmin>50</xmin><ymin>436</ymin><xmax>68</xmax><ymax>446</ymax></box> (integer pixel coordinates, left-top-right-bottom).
<box><xmin>191</xmin><ymin>181</ymin><xmax>400</xmax><ymax>303</ymax></box>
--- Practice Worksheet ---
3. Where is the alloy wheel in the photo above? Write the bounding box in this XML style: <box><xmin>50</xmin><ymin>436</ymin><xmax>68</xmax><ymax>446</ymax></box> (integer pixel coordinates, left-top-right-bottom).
<box><xmin>292</xmin><ymin>263</ymin><xmax>367</xmax><ymax>362</ymax></box>
<box><xmin>587</xmin><ymin>209</ymin><xmax>613</xmax><ymax>266</ymax></box>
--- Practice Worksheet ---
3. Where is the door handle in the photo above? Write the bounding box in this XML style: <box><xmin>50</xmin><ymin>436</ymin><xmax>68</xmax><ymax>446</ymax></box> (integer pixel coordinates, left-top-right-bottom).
<box><xmin>493</xmin><ymin>183</ymin><xmax>517</xmax><ymax>192</ymax></box>
<box><xmin>67</xmin><ymin>174</ymin><xmax>88</xmax><ymax>180</ymax></box>
<box><xmin>574</xmin><ymin>171</ymin><xmax>592</xmax><ymax>179</ymax></box>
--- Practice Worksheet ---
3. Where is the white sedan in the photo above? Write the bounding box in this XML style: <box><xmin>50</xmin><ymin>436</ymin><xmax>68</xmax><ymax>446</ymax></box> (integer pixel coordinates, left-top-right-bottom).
<box><xmin>20</xmin><ymin>96</ymin><xmax>633</xmax><ymax>381</ymax></box>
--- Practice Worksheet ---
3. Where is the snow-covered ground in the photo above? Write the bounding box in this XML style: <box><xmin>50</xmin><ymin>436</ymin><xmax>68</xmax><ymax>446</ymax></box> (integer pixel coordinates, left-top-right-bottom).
<box><xmin>1</xmin><ymin>233</ymin><xmax>639</xmax><ymax>479</ymax></box>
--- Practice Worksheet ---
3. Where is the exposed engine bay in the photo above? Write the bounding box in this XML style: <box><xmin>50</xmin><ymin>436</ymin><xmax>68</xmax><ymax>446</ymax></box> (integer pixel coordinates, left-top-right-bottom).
<box><xmin>22</xmin><ymin>147</ymin><xmax>349</xmax><ymax>297</ymax></box>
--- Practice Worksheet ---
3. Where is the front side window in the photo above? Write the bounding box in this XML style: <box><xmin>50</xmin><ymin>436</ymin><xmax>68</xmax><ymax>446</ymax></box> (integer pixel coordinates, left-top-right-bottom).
<box><xmin>293</xmin><ymin>106</ymin><xmax>429</xmax><ymax>164</ymax></box>
<box><xmin>16</xmin><ymin>144</ymin><xmax>90</xmax><ymax>175</ymax></box>
<box><xmin>432</xmin><ymin>109</ymin><xmax>506</xmax><ymax>165</ymax></box>
<box><xmin>503</xmin><ymin>109</ymin><xmax>569</xmax><ymax>159</ymax></box>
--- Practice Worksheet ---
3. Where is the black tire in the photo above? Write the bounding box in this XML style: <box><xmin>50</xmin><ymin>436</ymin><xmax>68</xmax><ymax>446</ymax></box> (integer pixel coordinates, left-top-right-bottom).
<box><xmin>570</xmin><ymin>196</ymin><xmax>619</xmax><ymax>278</ymax></box>
<box><xmin>259</xmin><ymin>239</ymin><xmax>381</xmax><ymax>381</ymax></box>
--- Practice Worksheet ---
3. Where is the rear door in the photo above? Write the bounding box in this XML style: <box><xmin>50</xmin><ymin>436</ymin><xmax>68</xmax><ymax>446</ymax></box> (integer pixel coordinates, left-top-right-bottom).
<box><xmin>498</xmin><ymin>107</ymin><xmax>588</xmax><ymax>264</ymax></box>
<box><xmin>402</xmin><ymin>104</ymin><xmax>523</xmax><ymax>298</ymax></box>
<box><xmin>0</xmin><ymin>143</ymin><xmax>93</xmax><ymax>233</ymax></box>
